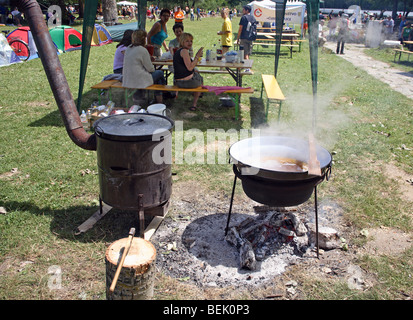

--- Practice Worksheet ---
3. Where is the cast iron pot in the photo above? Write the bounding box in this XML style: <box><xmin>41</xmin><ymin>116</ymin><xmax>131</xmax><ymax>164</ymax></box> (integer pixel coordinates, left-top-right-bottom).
<box><xmin>94</xmin><ymin>113</ymin><xmax>174</xmax><ymax>210</ymax></box>
<box><xmin>229</xmin><ymin>136</ymin><xmax>332</xmax><ymax>207</ymax></box>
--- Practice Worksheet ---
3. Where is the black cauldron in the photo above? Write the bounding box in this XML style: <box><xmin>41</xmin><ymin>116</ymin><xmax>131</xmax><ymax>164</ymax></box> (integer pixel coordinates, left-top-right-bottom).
<box><xmin>229</xmin><ymin>136</ymin><xmax>332</xmax><ymax>207</ymax></box>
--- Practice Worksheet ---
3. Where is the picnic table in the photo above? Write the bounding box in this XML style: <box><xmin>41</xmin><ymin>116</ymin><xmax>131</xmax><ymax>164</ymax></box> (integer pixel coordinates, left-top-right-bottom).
<box><xmin>152</xmin><ymin>58</ymin><xmax>254</xmax><ymax>87</ymax></box>
<box><xmin>253</xmin><ymin>32</ymin><xmax>303</xmax><ymax>57</ymax></box>
<box><xmin>394</xmin><ymin>41</ymin><xmax>413</xmax><ymax>61</ymax></box>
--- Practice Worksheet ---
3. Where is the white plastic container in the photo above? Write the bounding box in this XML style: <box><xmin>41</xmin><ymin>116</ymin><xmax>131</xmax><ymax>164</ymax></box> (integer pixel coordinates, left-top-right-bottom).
<box><xmin>147</xmin><ymin>104</ymin><xmax>166</xmax><ymax>115</ymax></box>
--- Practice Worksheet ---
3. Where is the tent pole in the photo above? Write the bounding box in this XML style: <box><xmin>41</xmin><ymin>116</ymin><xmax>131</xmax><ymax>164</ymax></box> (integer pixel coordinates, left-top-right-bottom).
<box><xmin>137</xmin><ymin>0</ymin><xmax>147</xmax><ymax>30</ymax></box>
<box><xmin>273</xmin><ymin>0</ymin><xmax>287</xmax><ymax>79</ymax></box>
<box><xmin>77</xmin><ymin>0</ymin><xmax>99</xmax><ymax>113</ymax></box>
<box><xmin>306</xmin><ymin>0</ymin><xmax>320</xmax><ymax>134</ymax></box>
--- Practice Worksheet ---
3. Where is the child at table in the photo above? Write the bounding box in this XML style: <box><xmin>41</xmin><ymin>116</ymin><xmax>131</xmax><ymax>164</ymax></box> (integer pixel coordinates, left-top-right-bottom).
<box><xmin>173</xmin><ymin>32</ymin><xmax>204</xmax><ymax>111</ymax></box>
<box><xmin>169</xmin><ymin>23</ymin><xmax>193</xmax><ymax>57</ymax></box>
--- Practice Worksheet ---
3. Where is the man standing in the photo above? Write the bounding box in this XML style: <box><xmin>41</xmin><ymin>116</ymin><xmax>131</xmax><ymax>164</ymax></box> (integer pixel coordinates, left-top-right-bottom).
<box><xmin>197</xmin><ymin>7</ymin><xmax>201</xmax><ymax>21</ymax></box>
<box><xmin>236</xmin><ymin>5</ymin><xmax>256</xmax><ymax>60</ymax></box>
<box><xmin>336</xmin><ymin>13</ymin><xmax>349</xmax><ymax>54</ymax></box>
<box><xmin>174</xmin><ymin>7</ymin><xmax>185</xmax><ymax>24</ymax></box>
<box><xmin>382</xmin><ymin>15</ymin><xmax>394</xmax><ymax>39</ymax></box>
<box><xmin>217</xmin><ymin>8</ymin><xmax>232</xmax><ymax>54</ymax></box>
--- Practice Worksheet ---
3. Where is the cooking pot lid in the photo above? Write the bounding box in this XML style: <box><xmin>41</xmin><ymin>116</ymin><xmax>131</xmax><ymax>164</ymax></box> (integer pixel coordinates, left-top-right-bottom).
<box><xmin>94</xmin><ymin>113</ymin><xmax>174</xmax><ymax>141</ymax></box>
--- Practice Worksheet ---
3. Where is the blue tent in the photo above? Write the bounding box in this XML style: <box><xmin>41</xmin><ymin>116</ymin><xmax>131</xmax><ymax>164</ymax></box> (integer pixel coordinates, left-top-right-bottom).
<box><xmin>104</xmin><ymin>22</ymin><xmax>138</xmax><ymax>41</ymax></box>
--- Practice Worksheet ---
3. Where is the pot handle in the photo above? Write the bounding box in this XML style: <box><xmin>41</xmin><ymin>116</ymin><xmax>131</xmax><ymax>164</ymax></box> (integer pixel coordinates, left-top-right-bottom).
<box><xmin>94</xmin><ymin>125</ymin><xmax>104</xmax><ymax>136</ymax></box>
<box><xmin>126</xmin><ymin>118</ymin><xmax>145</xmax><ymax>126</ymax></box>
<box><xmin>109</xmin><ymin>166</ymin><xmax>133</xmax><ymax>176</ymax></box>
<box><xmin>324</xmin><ymin>164</ymin><xmax>332</xmax><ymax>181</ymax></box>
<box><xmin>233</xmin><ymin>164</ymin><xmax>255</xmax><ymax>178</ymax></box>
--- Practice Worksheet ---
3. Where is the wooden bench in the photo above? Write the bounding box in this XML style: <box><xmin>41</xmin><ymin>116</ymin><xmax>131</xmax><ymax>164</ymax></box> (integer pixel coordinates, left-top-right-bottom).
<box><xmin>158</xmin><ymin>66</ymin><xmax>254</xmax><ymax>84</ymax></box>
<box><xmin>90</xmin><ymin>79</ymin><xmax>119</xmax><ymax>104</ymax></box>
<box><xmin>393</xmin><ymin>48</ymin><xmax>413</xmax><ymax>62</ymax></box>
<box><xmin>260</xmin><ymin>74</ymin><xmax>286</xmax><ymax>122</ymax></box>
<box><xmin>108</xmin><ymin>81</ymin><xmax>254</xmax><ymax>120</ymax></box>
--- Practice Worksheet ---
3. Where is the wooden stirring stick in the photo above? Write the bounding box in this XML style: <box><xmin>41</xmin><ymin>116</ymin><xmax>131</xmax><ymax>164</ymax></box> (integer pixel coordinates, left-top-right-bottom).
<box><xmin>109</xmin><ymin>227</ymin><xmax>136</xmax><ymax>294</ymax></box>
<box><xmin>308</xmin><ymin>133</ymin><xmax>321</xmax><ymax>176</ymax></box>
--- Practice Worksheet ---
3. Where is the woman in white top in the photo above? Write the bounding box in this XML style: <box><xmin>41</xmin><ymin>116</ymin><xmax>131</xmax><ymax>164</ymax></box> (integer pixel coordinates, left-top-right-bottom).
<box><xmin>122</xmin><ymin>29</ymin><xmax>165</xmax><ymax>103</ymax></box>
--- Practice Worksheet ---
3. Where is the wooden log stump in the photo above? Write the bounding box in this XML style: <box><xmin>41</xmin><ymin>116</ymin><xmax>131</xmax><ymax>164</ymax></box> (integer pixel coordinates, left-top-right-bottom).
<box><xmin>105</xmin><ymin>237</ymin><xmax>156</xmax><ymax>300</ymax></box>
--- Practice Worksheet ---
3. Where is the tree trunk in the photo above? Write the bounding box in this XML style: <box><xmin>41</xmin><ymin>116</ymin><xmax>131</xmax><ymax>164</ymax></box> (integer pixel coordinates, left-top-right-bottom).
<box><xmin>102</xmin><ymin>0</ymin><xmax>118</xmax><ymax>26</ymax></box>
<box><xmin>392</xmin><ymin>0</ymin><xmax>399</xmax><ymax>20</ymax></box>
<box><xmin>78</xmin><ymin>0</ymin><xmax>84</xmax><ymax>19</ymax></box>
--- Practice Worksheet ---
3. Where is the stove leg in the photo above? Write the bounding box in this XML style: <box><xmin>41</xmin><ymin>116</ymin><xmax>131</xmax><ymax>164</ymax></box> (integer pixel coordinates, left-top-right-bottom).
<box><xmin>138</xmin><ymin>194</ymin><xmax>144</xmax><ymax>238</ymax></box>
<box><xmin>99</xmin><ymin>195</ymin><xmax>103</xmax><ymax>215</ymax></box>
<box><xmin>314</xmin><ymin>186</ymin><xmax>319</xmax><ymax>259</ymax></box>
<box><xmin>225</xmin><ymin>174</ymin><xmax>238</xmax><ymax>236</ymax></box>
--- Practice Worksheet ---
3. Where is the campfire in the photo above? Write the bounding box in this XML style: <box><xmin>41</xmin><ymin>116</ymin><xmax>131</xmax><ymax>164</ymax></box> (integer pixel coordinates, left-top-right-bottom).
<box><xmin>225</xmin><ymin>208</ymin><xmax>310</xmax><ymax>270</ymax></box>
<box><xmin>225</xmin><ymin>206</ymin><xmax>343</xmax><ymax>270</ymax></box>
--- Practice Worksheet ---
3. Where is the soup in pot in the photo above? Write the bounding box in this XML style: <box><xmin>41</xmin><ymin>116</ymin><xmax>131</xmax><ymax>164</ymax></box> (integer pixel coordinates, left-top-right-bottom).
<box><xmin>258</xmin><ymin>156</ymin><xmax>308</xmax><ymax>172</ymax></box>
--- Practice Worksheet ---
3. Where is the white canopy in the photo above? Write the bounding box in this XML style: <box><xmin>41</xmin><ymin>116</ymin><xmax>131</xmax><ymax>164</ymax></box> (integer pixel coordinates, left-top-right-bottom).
<box><xmin>248</xmin><ymin>1</ymin><xmax>306</xmax><ymax>25</ymax></box>
<box><xmin>117</xmin><ymin>1</ymin><xmax>137</xmax><ymax>6</ymax></box>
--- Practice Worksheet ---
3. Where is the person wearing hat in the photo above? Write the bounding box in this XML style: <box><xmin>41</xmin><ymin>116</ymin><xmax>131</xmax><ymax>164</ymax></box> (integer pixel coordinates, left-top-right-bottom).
<box><xmin>236</xmin><ymin>5</ymin><xmax>256</xmax><ymax>60</ymax></box>
<box><xmin>336</xmin><ymin>12</ymin><xmax>349</xmax><ymax>54</ymax></box>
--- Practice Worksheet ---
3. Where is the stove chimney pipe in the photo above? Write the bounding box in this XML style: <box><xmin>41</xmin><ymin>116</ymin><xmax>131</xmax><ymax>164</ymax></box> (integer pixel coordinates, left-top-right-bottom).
<box><xmin>17</xmin><ymin>0</ymin><xmax>97</xmax><ymax>151</ymax></box>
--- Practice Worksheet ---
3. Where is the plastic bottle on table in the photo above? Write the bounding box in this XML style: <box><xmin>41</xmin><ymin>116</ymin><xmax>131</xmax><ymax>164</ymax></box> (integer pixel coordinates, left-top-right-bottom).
<box><xmin>239</xmin><ymin>45</ymin><xmax>244</xmax><ymax>62</ymax></box>
<box><xmin>80</xmin><ymin>110</ymin><xmax>88</xmax><ymax>130</ymax></box>
<box><xmin>217</xmin><ymin>39</ymin><xmax>222</xmax><ymax>60</ymax></box>
<box><xmin>212</xmin><ymin>44</ymin><xmax>217</xmax><ymax>61</ymax></box>
<box><xmin>86</xmin><ymin>109</ymin><xmax>92</xmax><ymax>129</ymax></box>
<box><xmin>206</xmin><ymin>49</ymin><xmax>211</xmax><ymax>61</ymax></box>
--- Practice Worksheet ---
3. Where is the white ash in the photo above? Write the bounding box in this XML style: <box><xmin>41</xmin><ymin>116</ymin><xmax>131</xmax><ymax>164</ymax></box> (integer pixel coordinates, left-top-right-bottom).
<box><xmin>151</xmin><ymin>193</ymin><xmax>344</xmax><ymax>289</ymax></box>
<box><xmin>152</xmin><ymin>209</ymin><xmax>315</xmax><ymax>288</ymax></box>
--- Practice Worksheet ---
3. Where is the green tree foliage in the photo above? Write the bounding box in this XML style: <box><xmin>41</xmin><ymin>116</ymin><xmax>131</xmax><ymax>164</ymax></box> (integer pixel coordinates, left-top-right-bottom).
<box><xmin>153</xmin><ymin>0</ymin><xmax>243</xmax><ymax>10</ymax></box>
<box><xmin>323</xmin><ymin>0</ymin><xmax>411</xmax><ymax>16</ymax></box>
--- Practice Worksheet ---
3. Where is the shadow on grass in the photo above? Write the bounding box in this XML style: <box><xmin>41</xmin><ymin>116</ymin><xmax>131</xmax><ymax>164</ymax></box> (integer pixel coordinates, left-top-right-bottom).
<box><xmin>28</xmin><ymin>110</ymin><xmax>64</xmax><ymax>127</ymax></box>
<box><xmin>0</xmin><ymin>199</ymin><xmax>145</xmax><ymax>243</ymax></box>
<box><xmin>253</xmin><ymin>50</ymin><xmax>295</xmax><ymax>59</ymax></box>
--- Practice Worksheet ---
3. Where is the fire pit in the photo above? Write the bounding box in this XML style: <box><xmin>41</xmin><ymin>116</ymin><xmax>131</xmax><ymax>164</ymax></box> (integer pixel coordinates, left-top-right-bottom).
<box><xmin>226</xmin><ymin>136</ymin><xmax>332</xmax><ymax>258</ymax></box>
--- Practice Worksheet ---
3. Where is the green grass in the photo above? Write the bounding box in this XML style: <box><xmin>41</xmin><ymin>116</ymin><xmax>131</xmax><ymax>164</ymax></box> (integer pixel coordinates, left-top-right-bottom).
<box><xmin>364</xmin><ymin>46</ymin><xmax>413</xmax><ymax>74</ymax></box>
<box><xmin>0</xmin><ymin>17</ymin><xmax>412</xmax><ymax>300</ymax></box>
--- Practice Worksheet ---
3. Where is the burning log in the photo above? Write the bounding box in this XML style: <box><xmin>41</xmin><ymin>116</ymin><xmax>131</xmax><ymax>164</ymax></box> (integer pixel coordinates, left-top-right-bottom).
<box><xmin>225</xmin><ymin>210</ymin><xmax>309</xmax><ymax>270</ymax></box>
<box><xmin>239</xmin><ymin>240</ymin><xmax>256</xmax><ymax>271</ymax></box>
<box><xmin>225</xmin><ymin>227</ymin><xmax>257</xmax><ymax>270</ymax></box>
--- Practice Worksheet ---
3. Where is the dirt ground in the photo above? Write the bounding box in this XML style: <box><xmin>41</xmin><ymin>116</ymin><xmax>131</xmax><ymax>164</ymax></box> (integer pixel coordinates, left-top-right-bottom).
<box><xmin>148</xmin><ymin>42</ymin><xmax>412</xmax><ymax>299</ymax></box>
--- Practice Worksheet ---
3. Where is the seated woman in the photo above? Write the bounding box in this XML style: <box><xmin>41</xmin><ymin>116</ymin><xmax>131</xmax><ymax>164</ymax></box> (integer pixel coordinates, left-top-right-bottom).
<box><xmin>173</xmin><ymin>32</ymin><xmax>204</xmax><ymax>111</ymax></box>
<box><xmin>122</xmin><ymin>29</ymin><xmax>165</xmax><ymax>103</ymax></box>
<box><xmin>113</xmin><ymin>29</ymin><xmax>133</xmax><ymax>74</ymax></box>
